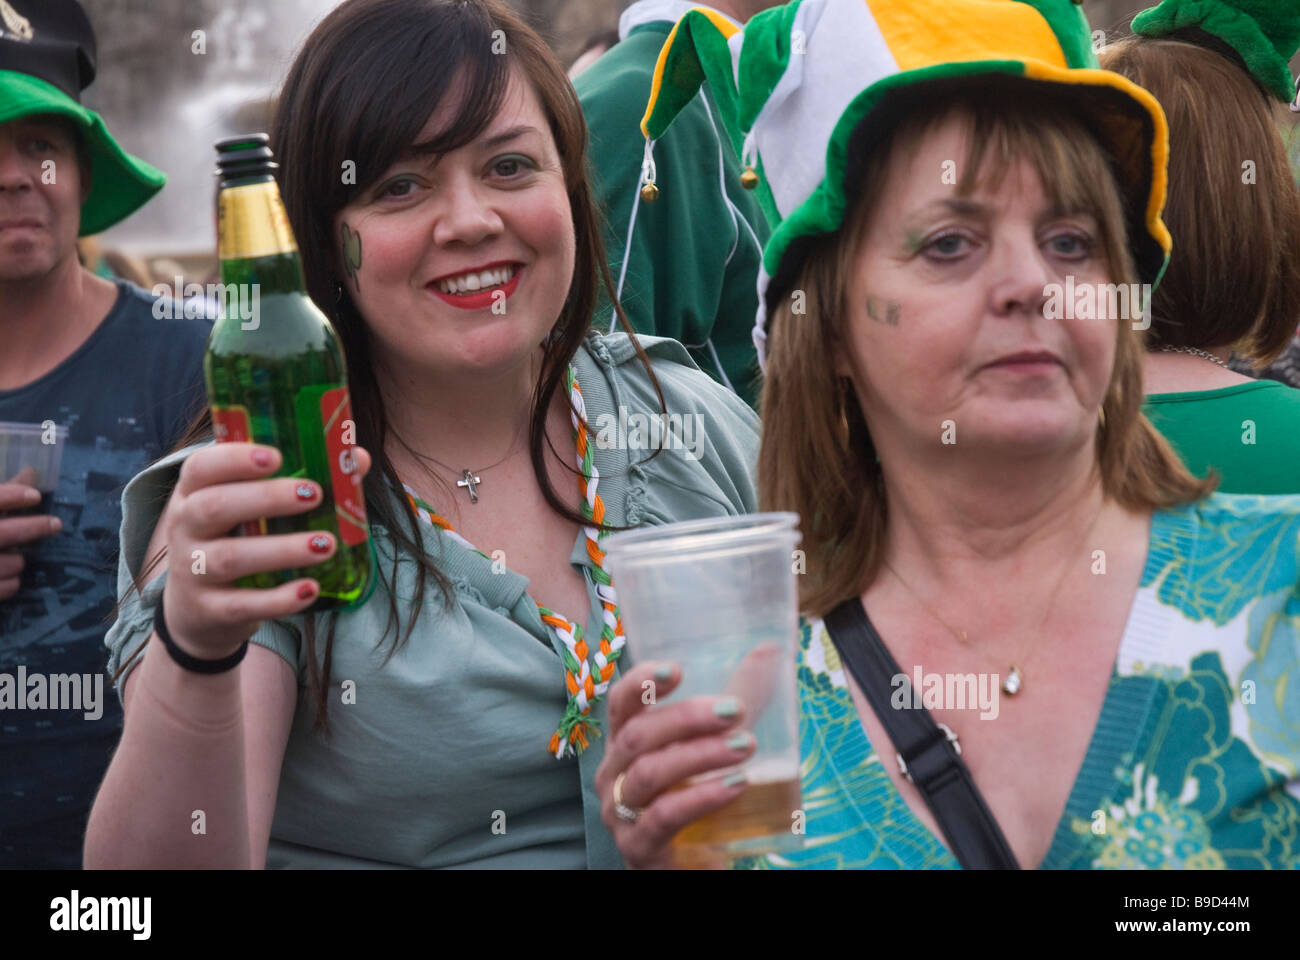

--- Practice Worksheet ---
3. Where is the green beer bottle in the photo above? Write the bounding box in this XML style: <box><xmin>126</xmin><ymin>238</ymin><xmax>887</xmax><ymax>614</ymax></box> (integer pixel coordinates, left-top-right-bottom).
<box><xmin>205</xmin><ymin>134</ymin><xmax>371</xmax><ymax>611</ymax></box>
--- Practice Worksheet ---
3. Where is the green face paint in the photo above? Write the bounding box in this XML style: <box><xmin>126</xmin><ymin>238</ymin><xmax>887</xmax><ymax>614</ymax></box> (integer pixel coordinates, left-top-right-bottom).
<box><xmin>903</xmin><ymin>230</ymin><xmax>927</xmax><ymax>255</ymax></box>
<box><xmin>866</xmin><ymin>295</ymin><xmax>900</xmax><ymax>326</ymax></box>
<box><xmin>341</xmin><ymin>221</ymin><xmax>363</xmax><ymax>290</ymax></box>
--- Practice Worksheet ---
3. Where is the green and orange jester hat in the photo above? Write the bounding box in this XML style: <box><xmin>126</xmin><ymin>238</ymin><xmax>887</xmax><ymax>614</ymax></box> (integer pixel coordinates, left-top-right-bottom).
<box><xmin>637</xmin><ymin>0</ymin><xmax>1175</xmax><ymax>366</ymax></box>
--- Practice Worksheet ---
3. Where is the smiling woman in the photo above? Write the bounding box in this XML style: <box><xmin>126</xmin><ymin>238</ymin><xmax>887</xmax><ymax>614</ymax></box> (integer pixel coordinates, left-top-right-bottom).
<box><xmin>85</xmin><ymin>0</ymin><xmax>760</xmax><ymax>871</ymax></box>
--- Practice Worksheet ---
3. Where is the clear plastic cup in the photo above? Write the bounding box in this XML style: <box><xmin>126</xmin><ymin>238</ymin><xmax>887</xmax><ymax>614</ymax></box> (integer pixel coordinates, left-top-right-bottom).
<box><xmin>604</xmin><ymin>513</ymin><xmax>803</xmax><ymax>865</ymax></box>
<box><xmin>0</xmin><ymin>420</ymin><xmax>68</xmax><ymax>513</ymax></box>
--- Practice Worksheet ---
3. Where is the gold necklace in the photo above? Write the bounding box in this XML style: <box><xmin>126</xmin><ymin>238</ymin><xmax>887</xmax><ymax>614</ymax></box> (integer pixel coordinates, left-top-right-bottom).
<box><xmin>882</xmin><ymin>501</ymin><xmax>1106</xmax><ymax>696</ymax></box>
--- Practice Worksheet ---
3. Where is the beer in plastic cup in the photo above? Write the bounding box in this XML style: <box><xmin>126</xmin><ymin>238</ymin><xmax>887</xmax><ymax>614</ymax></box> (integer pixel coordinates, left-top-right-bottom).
<box><xmin>604</xmin><ymin>513</ymin><xmax>804</xmax><ymax>865</ymax></box>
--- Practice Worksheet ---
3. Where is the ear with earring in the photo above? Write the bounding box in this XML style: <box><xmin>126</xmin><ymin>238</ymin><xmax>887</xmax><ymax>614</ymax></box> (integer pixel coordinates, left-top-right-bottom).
<box><xmin>837</xmin><ymin>377</ymin><xmax>880</xmax><ymax>466</ymax></box>
<box><xmin>835</xmin><ymin>377</ymin><xmax>853</xmax><ymax>438</ymax></box>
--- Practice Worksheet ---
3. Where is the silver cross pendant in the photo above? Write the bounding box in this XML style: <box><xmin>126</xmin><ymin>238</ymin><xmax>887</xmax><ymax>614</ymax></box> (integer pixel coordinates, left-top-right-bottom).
<box><xmin>457</xmin><ymin>469</ymin><xmax>482</xmax><ymax>503</ymax></box>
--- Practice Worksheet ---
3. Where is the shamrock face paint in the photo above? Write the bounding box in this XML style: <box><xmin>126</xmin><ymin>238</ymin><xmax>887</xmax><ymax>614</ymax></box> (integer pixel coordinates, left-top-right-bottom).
<box><xmin>341</xmin><ymin>221</ymin><xmax>363</xmax><ymax>290</ymax></box>
<box><xmin>866</xmin><ymin>295</ymin><xmax>900</xmax><ymax>326</ymax></box>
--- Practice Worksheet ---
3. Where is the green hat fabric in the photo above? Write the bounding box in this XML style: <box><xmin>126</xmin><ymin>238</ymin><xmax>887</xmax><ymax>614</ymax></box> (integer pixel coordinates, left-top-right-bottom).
<box><xmin>1132</xmin><ymin>0</ymin><xmax>1300</xmax><ymax>103</ymax></box>
<box><xmin>0</xmin><ymin>69</ymin><xmax>165</xmax><ymax>235</ymax></box>
<box><xmin>640</xmin><ymin>0</ymin><xmax>1175</xmax><ymax>365</ymax></box>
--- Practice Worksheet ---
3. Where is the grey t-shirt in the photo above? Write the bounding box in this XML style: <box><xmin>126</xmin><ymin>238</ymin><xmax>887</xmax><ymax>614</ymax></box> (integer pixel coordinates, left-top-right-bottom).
<box><xmin>0</xmin><ymin>280</ymin><xmax>212</xmax><ymax>867</ymax></box>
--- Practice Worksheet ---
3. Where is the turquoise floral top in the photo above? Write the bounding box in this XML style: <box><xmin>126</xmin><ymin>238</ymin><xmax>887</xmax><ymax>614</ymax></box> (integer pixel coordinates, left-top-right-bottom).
<box><xmin>749</xmin><ymin>493</ymin><xmax>1300</xmax><ymax>869</ymax></box>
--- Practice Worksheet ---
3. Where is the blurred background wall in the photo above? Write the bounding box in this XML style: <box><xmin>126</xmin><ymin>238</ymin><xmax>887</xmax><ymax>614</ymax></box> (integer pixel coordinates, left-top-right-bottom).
<box><xmin>76</xmin><ymin>0</ymin><xmax>1300</xmax><ymax>273</ymax></box>
<box><xmin>81</xmin><ymin>0</ymin><xmax>624</xmax><ymax>264</ymax></box>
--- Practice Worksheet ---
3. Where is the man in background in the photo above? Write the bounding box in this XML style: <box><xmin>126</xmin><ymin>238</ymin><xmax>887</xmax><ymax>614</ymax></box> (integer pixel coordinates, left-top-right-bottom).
<box><xmin>0</xmin><ymin>0</ymin><xmax>213</xmax><ymax>867</ymax></box>
<box><xmin>576</xmin><ymin>0</ymin><xmax>781</xmax><ymax>408</ymax></box>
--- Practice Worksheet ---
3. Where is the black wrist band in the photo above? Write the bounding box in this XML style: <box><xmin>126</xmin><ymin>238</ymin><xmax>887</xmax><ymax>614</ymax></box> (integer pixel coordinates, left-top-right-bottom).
<box><xmin>154</xmin><ymin>592</ymin><xmax>249</xmax><ymax>675</ymax></box>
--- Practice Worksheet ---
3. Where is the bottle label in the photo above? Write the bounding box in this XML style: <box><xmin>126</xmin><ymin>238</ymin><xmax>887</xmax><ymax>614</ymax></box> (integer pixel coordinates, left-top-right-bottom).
<box><xmin>210</xmin><ymin>403</ymin><xmax>266</xmax><ymax>537</ymax></box>
<box><xmin>321</xmin><ymin>386</ymin><xmax>367</xmax><ymax>546</ymax></box>
<box><xmin>218</xmin><ymin>181</ymin><xmax>298</xmax><ymax>260</ymax></box>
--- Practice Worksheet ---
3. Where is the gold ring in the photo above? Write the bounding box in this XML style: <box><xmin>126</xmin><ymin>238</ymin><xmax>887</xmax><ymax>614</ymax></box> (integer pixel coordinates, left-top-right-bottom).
<box><xmin>613</xmin><ymin>771</ymin><xmax>641</xmax><ymax>823</ymax></box>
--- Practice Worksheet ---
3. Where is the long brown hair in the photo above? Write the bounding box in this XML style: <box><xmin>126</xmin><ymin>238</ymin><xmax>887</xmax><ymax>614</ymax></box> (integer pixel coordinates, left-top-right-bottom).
<box><xmin>1101</xmin><ymin>35</ymin><xmax>1300</xmax><ymax>364</ymax></box>
<box><xmin>759</xmin><ymin>79</ymin><xmax>1213</xmax><ymax>616</ymax></box>
<box><xmin>117</xmin><ymin>0</ymin><xmax>661</xmax><ymax>729</ymax></box>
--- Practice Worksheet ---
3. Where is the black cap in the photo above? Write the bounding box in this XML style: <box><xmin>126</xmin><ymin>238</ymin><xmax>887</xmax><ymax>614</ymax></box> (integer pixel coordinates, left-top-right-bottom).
<box><xmin>214</xmin><ymin>133</ymin><xmax>278</xmax><ymax>183</ymax></box>
<box><xmin>0</xmin><ymin>0</ymin><xmax>97</xmax><ymax>102</ymax></box>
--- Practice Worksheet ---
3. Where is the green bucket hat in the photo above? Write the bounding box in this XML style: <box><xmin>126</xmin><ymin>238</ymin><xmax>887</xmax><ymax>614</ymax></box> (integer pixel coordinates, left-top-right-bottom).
<box><xmin>638</xmin><ymin>0</ymin><xmax>1174</xmax><ymax>366</ymax></box>
<box><xmin>0</xmin><ymin>0</ymin><xmax>165</xmax><ymax>236</ymax></box>
<box><xmin>1132</xmin><ymin>0</ymin><xmax>1300</xmax><ymax>105</ymax></box>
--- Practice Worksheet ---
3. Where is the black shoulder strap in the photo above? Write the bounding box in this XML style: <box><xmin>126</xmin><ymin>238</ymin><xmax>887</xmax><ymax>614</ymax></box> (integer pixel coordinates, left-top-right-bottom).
<box><xmin>823</xmin><ymin>597</ymin><xmax>1020</xmax><ymax>869</ymax></box>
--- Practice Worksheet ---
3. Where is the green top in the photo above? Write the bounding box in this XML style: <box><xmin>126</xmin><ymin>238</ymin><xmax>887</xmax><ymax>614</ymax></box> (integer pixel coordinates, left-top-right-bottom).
<box><xmin>1143</xmin><ymin>380</ymin><xmax>1300</xmax><ymax>494</ymax></box>
<box><xmin>104</xmin><ymin>331</ymin><xmax>760</xmax><ymax>869</ymax></box>
<box><xmin>575</xmin><ymin>22</ymin><xmax>772</xmax><ymax>408</ymax></box>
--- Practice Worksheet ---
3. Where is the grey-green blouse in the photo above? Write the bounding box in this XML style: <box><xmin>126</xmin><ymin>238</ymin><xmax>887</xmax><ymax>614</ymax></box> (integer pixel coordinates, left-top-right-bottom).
<box><xmin>104</xmin><ymin>332</ymin><xmax>760</xmax><ymax>869</ymax></box>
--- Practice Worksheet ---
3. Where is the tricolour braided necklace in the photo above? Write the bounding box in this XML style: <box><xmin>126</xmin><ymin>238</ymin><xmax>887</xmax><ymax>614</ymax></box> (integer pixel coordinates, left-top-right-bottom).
<box><xmin>400</xmin><ymin>365</ymin><xmax>625</xmax><ymax>758</ymax></box>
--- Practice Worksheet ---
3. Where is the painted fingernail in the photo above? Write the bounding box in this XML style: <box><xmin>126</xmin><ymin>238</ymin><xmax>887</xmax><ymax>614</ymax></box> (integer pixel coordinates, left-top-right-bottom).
<box><xmin>713</xmin><ymin>697</ymin><xmax>740</xmax><ymax>718</ymax></box>
<box><xmin>48</xmin><ymin>517</ymin><xmax>62</xmax><ymax>533</ymax></box>
<box><xmin>308</xmin><ymin>534</ymin><xmax>333</xmax><ymax>554</ymax></box>
<box><xmin>295</xmin><ymin>483</ymin><xmax>318</xmax><ymax>501</ymax></box>
<box><xmin>297</xmin><ymin>583</ymin><xmax>315</xmax><ymax>600</ymax></box>
<box><xmin>654</xmin><ymin>665</ymin><xmax>674</xmax><ymax>682</ymax></box>
<box><xmin>722</xmin><ymin>771</ymin><xmax>747</xmax><ymax>788</ymax></box>
<box><xmin>23</xmin><ymin>488</ymin><xmax>40</xmax><ymax>504</ymax></box>
<box><xmin>252</xmin><ymin>449</ymin><xmax>273</xmax><ymax>468</ymax></box>
<box><xmin>725</xmin><ymin>732</ymin><xmax>754</xmax><ymax>751</ymax></box>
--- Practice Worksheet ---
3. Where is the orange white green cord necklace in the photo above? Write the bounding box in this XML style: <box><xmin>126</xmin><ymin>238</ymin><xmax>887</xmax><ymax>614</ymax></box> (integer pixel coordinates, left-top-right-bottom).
<box><xmin>400</xmin><ymin>365</ymin><xmax>626</xmax><ymax>759</ymax></box>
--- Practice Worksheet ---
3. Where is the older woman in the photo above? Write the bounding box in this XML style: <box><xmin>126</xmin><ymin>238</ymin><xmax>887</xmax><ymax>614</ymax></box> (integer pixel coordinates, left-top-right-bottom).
<box><xmin>1101</xmin><ymin>0</ymin><xmax>1300</xmax><ymax>493</ymax></box>
<box><xmin>84</xmin><ymin>0</ymin><xmax>758</xmax><ymax>869</ymax></box>
<box><xmin>597</xmin><ymin>0</ymin><xmax>1300</xmax><ymax>870</ymax></box>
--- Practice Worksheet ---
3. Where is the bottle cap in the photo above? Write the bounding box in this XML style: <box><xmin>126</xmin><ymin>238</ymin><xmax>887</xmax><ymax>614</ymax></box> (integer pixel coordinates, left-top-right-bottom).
<box><xmin>214</xmin><ymin>133</ymin><xmax>278</xmax><ymax>182</ymax></box>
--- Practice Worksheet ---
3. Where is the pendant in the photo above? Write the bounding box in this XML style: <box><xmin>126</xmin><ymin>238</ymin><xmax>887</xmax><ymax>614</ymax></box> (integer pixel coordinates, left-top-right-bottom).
<box><xmin>1002</xmin><ymin>666</ymin><xmax>1022</xmax><ymax>696</ymax></box>
<box><xmin>456</xmin><ymin>469</ymin><xmax>482</xmax><ymax>504</ymax></box>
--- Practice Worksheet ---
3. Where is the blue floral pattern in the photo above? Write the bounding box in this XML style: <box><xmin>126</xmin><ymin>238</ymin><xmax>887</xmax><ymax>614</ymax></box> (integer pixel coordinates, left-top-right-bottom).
<box><xmin>750</xmin><ymin>494</ymin><xmax>1300</xmax><ymax>870</ymax></box>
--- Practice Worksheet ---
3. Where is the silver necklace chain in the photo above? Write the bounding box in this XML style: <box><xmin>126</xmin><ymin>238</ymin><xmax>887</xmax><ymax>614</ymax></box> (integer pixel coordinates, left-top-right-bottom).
<box><xmin>404</xmin><ymin>425</ymin><xmax>525</xmax><ymax>504</ymax></box>
<box><xmin>1157</xmin><ymin>345</ymin><xmax>1230</xmax><ymax>369</ymax></box>
<box><xmin>410</xmin><ymin>443</ymin><xmax>518</xmax><ymax>477</ymax></box>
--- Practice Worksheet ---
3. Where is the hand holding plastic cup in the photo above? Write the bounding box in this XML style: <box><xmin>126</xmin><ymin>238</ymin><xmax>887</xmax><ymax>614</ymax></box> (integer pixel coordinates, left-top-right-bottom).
<box><xmin>604</xmin><ymin>513</ymin><xmax>804</xmax><ymax>864</ymax></box>
<box><xmin>0</xmin><ymin>421</ymin><xmax>67</xmax><ymax>517</ymax></box>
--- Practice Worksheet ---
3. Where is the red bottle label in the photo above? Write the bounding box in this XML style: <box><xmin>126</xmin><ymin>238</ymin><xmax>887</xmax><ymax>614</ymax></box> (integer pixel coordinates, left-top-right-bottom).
<box><xmin>212</xmin><ymin>403</ymin><xmax>251</xmax><ymax>443</ymax></box>
<box><xmin>210</xmin><ymin>403</ymin><xmax>265</xmax><ymax>537</ymax></box>
<box><xmin>321</xmin><ymin>387</ymin><xmax>367</xmax><ymax>546</ymax></box>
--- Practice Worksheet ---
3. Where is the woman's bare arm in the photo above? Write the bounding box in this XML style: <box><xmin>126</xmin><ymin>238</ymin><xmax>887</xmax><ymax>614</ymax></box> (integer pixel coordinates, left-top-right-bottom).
<box><xmin>85</xmin><ymin>500</ymin><xmax>296</xmax><ymax>869</ymax></box>
<box><xmin>85</xmin><ymin>443</ymin><xmax>359</xmax><ymax>868</ymax></box>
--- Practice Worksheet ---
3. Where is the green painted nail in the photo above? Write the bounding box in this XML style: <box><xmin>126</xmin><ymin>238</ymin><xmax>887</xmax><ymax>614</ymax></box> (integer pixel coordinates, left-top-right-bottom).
<box><xmin>654</xmin><ymin>665</ymin><xmax>673</xmax><ymax>682</ymax></box>
<box><xmin>725</xmin><ymin>732</ymin><xmax>753</xmax><ymax>751</ymax></box>
<box><xmin>712</xmin><ymin>697</ymin><xmax>740</xmax><ymax>718</ymax></box>
<box><xmin>723</xmin><ymin>771</ymin><xmax>747</xmax><ymax>788</ymax></box>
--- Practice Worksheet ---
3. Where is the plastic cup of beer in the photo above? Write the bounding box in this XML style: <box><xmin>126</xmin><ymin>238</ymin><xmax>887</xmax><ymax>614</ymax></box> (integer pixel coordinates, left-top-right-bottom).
<box><xmin>0</xmin><ymin>421</ymin><xmax>67</xmax><ymax>518</ymax></box>
<box><xmin>604</xmin><ymin>512</ymin><xmax>803</xmax><ymax>866</ymax></box>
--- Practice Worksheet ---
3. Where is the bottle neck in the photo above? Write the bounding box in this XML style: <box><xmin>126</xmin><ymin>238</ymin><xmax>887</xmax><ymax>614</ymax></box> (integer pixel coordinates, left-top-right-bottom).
<box><xmin>216</xmin><ymin>173</ymin><xmax>305</xmax><ymax>296</ymax></box>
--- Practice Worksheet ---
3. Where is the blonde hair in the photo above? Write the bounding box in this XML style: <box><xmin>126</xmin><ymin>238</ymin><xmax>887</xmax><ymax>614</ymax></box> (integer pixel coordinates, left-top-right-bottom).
<box><xmin>758</xmin><ymin>79</ymin><xmax>1213</xmax><ymax>616</ymax></box>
